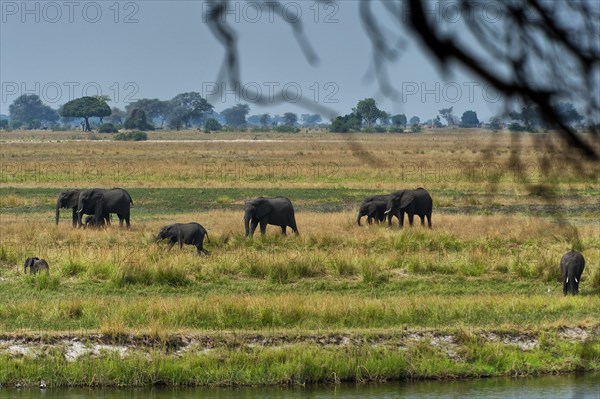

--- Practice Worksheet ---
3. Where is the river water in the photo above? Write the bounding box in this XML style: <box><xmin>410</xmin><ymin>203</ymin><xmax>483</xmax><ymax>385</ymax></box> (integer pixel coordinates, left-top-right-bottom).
<box><xmin>1</xmin><ymin>373</ymin><xmax>598</xmax><ymax>398</ymax></box>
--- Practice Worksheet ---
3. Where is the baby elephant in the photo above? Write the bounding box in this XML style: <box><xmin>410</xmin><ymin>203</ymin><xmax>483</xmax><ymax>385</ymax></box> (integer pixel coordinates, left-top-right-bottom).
<box><xmin>560</xmin><ymin>250</ymin><xmax>585</xmax><ymax>295</ymax></box>
<box><xmin>24</xmin><ymin>257</ymin><xmax>49</xmax><ymax>274</ymax></box>
<box><xmin>156</xmin><ymin>222</ymin><xmax>209</xmax><ymax>255</ymax></box>
<box><xmin>84</xmin><ymin>215</ymin><xmax>106</xmax><ymax>228</ymax></box>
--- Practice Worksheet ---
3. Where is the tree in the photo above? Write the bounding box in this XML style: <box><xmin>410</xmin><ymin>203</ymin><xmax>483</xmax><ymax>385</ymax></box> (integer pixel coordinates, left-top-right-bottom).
<box><xmin>0</xmin><ymin>119</ymin><xmax>8</xmax><ymax>130</ymax></box>
<box><xmin>330</xmin><ymin>116</ymin><xmax>349</xmax><ymax>133</ymax></box>
<box><xmin>60</xmin><ymin>96</ymin><xmax>110</xmax><ymax>132</ymax></box>
<box><xmin>488</xmin><ymin>116</ymin><xmax>502</xmax><ymax>133</ymax></box>
<box><xmin>438</xmin><ymin>107</ymin><xmax>455</xmax><ymax>127</ymax></box>
<box><xmin>8</xmin><ymin>94</ymin><xmax>59</xmax><ymax>129</ymax></box>
<box><xmin>432</xmin><ymin>116</ymin><xmax>443</xmax><ymax>128</ymax></box>
<box><xmin>124</xmin><ymin>108</ymin><xmax>155</xmax><ymax>131</ymax></box>
<box><xmin>391</xmin><ymin>114</ymin><xmax>407</xmax><ymax>130</ymax></box>
<box><xmin>353</xmin><ymin>98</ymin><xmax>385</xmax><ymax>129</ymax></box>
<box><xmin>509</xmin><ymin>103</ymin><xmax>540</xmax><ymax>132</ymax></box>
<box><xmin>109</xmin><ymin>107</ymin><xmax>126</xmax><ymax>125</ymax></box>
<box><xmin>301</xmin><ymin>113</ymin><xmax>322</xmax><ymax>126</ymax></box>
<box><xmin>409</xmin><ymin>116</ymin><xmax>420</xmax><ymax>125</ymax></box>
<box><xmin>260</xmin><ymin>113</ymin><xmax>271</xmax><ymax>128</ymax></box>
<box><xmin>167</xmin><ymin>92</ymin><xmax>213</xmax><ymax>129</ymax></box>
<box><xmin>204</xmin><ymin>118</ymin><xmax>222</xmax><ymax>132</ymax></box>
<box><xmin>555</xmin><ymin>103</ymin><xmax>584</xmax><ymax>128</ymax></box>
<box><xmin>221</xmin><ymin>103</ymin><xmax>250</xmax><ymax>127</ymax></box>
<box><xmin>283</xmin><ymin>112</ymin><xmax>298</xmax><ymax>126</ymax></box>
<box><xmin>460</xmin><ymin>110</ymin><xmax>480</xmax><ymax>128</ymax></box>
<box><xmin>127</xmin><ymin>99</ymin><xmax>170</xmax><ymax>127</ymax></box>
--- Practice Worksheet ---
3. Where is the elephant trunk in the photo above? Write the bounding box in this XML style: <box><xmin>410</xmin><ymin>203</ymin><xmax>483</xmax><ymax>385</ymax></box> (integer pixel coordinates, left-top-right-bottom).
<box><xmin>55</xmin><ymin>200</ymin><xmax>61</xmax><ymax>224</ymax></box>
<box><xmin>244</xmin><ymin>214</ymin><xmax>251</xmax><ymax>237</ymax></box>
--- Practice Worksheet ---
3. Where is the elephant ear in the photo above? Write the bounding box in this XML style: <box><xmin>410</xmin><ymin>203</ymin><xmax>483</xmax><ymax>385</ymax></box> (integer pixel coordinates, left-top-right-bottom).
<box><xmin>24</xmin><ymin>258</ymin><xmax>34</xmax><ymax>268</ymax></box>
<box><xmin>255</xmin><ymin>199</ymin><xmax>273</xmax><ymax>220</ymax></box>
<box><xmin>399</xmin><ymin>192</ymin><xmax>415</xmax><ymax>209</ymax></box>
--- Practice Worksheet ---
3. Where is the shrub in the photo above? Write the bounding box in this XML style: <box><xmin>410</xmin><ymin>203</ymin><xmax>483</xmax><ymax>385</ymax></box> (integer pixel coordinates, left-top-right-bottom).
<box><xmin>124</xmin><ymin>108</ymin><xmax>155</xmax><ymax>131</ymax></box>
<box><xmin>114</xmin><ymin>131</ymin><xmax>148</xmax><ymax>141</ymax></box>
<box><xmin>275</xmin><ymin>125</ymin><xmax>300</xmax><ymax>133</ymax></box>
<box><xmin>411</xmin><ymin>123</ymin><xmax>422</xmax><ymax>133</ymax></box>
<box><xmin>204</xmin><ymin>118</ymin><xmax>222</xmax><ymax>132</ymax></box>
<box><xmin>98</xmin><ymin>123</ymin><xmax>118</xmax><ymax>133</ymax></box>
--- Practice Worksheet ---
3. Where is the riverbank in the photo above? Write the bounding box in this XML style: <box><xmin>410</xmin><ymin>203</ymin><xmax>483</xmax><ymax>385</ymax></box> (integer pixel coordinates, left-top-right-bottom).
<box><xmin>1</xmin><ymin>326</ymin><xmax>599</xmax><ymax>387</ymax></box>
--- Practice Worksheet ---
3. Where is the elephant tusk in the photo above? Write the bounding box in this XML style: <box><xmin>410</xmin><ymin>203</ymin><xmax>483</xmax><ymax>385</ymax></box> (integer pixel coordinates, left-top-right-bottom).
<box><xmin>384</xmin><ymin>209</ymin><xmax>391</xmax><ymax>214</ymax></box>
<box><xmin>76</xmin><ymin>209</ymin><xmax>83</xmax><ymax>213</ymax></box>
<box><xmin>575</xmin><ymin>277</ymin><xmax>578</xmax><ymax>283</ymax></box>
<box><xmin>565</xmin><ymin>277</ymin><xmax>569</xmax><ymax>283</ymax></box>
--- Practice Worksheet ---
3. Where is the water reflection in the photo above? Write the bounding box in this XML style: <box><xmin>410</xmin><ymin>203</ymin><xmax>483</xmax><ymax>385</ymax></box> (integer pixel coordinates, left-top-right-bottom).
<box><xmin>2</xmin><ymin>373</ymin><xmax>598</xmax><ymax>399</ymax></box>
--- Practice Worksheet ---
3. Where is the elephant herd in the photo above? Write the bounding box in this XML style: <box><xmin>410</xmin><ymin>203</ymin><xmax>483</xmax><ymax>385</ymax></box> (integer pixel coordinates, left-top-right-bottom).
<box><xmin>55</xmin><ymin>188</ymin><xmax>133</xmax><ymax>228</ymax></box>
<box><xmin>49</xmin><ymin>186</ymin><xmax>588</xmax><ymax>294</ymax></box>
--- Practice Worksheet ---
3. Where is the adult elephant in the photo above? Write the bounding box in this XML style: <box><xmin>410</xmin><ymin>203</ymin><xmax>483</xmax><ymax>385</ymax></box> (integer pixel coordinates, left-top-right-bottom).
<box><xmin>356</xmin><ymin>194</ymin><xmax>391</xmax><ymax>226</ymax></box>
<box><xmin>56</xmin><ymin>189</ymin><xmax>111</xmax><ymax>227</ymax></box>
<box><xmin>244</xmin><ymin>196</ymin><xmax>299</xmax><ymax>237</ymax></box>
<box><xmin>384</xmin><ymin>188</ymin><xmax>433</xmax><ymax>228</ymax></box>
<box><xmin>156</xmin><ymin>223</ymin><xmax>209</xmax><ymax>255</ymax></box>
<box><xmin>77</xmin><ymin>188</ymin><xmax>133</xmax><ymax>228</ymax></box>
<box><xmin>560</xmin><ymin>250</ymin><xmax>585</xmax><ymax>295</ymax></box>
<box><xmin>55</xmin><ymin>189</ymin><xmax>83</xmax><ymax>226</ymax></box>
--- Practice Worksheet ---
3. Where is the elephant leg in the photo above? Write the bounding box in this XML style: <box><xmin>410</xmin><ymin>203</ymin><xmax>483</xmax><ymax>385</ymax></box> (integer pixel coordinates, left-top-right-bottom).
<box><xmin>563</xmin><ymin>281</ymin><xmax>568</xmax><ymax>295</ymax></box>
<box><xmin>398</xmin><ymin>211</ymin><xmax>405</xmax><ymax>228</ymax></box>
<box><xmin>281</xmin><ymin>226</ymin><xmax>287</xmax><ymax>235</ymax></box>
<box><xmin>367</xmin><ymin>216</ymin><xmax>372</xmax><ymax>225</ymax></box>
<box><xmin>408</xmin><ymin>213</ymin><xmax>414</xmax><ymax>226</ymax></box>
<box><xmin>125</xmin><ymin>213</ymin><xmax>130</xmax><ymax>228</ymax></box>
<box><xmin>250</xmin><ymin>220</ymin><xmax>259</xmax><ymax>236</ymax></box>
<box><xmin>72</xmin><ymin>208</ymin><xmax>78</xmax><ymax>227</ymax></box>
<box><xmin>420</xmin><ymin>215</ymin><xmax>425</xmax><ymax>226</ymax></box>
<box><xmin>259</xmin><ymin>220</ymin><xmax>267</xmax><ymax>235</ymax></box>
<box><xmin>167</xmin><ymin>238</ymin><xmax>176</xmax><ymax>251</ymax></box>
<box><xmin>427</xmin><ymin>214</ymin><xmax>432</xmax><ymax>229</ymax></box>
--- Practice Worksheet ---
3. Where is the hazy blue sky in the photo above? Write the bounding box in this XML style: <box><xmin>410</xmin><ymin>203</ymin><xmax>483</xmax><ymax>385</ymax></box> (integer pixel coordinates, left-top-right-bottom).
<box><xmin>1</xmin><ymin>1</ymin><xmax>507</xmax><ymax>121</ymax></box>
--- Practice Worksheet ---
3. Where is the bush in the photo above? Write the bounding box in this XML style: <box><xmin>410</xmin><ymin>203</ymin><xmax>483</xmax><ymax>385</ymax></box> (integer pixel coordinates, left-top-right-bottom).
<box><xmin>124</xmin><ymin>108</ymin><xmax>155</xmax><ymax>131</ymax></box>
<box><xmin>508</xmin><ymin>122</ymin><xmax>526</xmax><ymax>132</ymax></box>
<box><xmin>411</xmin><ymin>123</ymin><xmax>423</xmax><ymax>133</ymax></box>
<box><xmin>114</xmin><ymin>131</ymin><xmax>148</xmax><ymax>141</ymax></box>
<box><xmin>204</xmin><ymin>118</ymin><xmax>222</xmax><ymax>132</ymax></box>
<box><xmin>275</xmin><ymin>125</ymin><xmax>300</xmax><ymax>133</ymax></box>
<box><xmin>97</xmin><ymin>123</ymin><xmax>118</xmax><ymax>133</ymax></box>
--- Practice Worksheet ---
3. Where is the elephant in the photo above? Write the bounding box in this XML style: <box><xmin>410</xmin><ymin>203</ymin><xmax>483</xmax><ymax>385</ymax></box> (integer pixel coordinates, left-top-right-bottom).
<box><xmin>384</xmin><ymin>188</ymin><xmax>433</xmax><ymax>228</ymax></box>
<box><xmin>24</xmin><ymin>257</ymin><xmax>49</xmax><ymax>274</ymax></box>
<box><xmin>356</xmin><ymin>194</ymin><xmax>391</xmax><ymax>226</ymax></box>
<box><xmin>156</xmin><ymin>223</ymin><xmax>209</xmax><ymax>255</ymax></box>
<box><xmin>560</xmin><ymin>250</ymin><xmax>585</xmax><ymax>295</ymax></box>
<box><xmin>56</xmin><ymin>189</ymin><xmax>83</xmax><ymax>226</ymax></box>
<box><xmin>244</xmin><ymin>196</ymin><xmax>299</xmax><ymax>237</ymax></box>
<box><xmin>77</xmin><ymin>188</ymin><xmax>133</xmax><ymax>228</ymax></box>
<box><xmin>84</xmin><ymin>215</ymin><xmax>108</xmax><ymax>228</ymax></box>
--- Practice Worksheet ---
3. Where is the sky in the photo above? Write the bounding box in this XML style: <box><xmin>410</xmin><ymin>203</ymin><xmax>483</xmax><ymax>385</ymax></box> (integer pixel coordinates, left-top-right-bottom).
<box><xmin>0</xmin><ymin>0</ymin><xmax>510</xmax><ymax>122</ymax></box>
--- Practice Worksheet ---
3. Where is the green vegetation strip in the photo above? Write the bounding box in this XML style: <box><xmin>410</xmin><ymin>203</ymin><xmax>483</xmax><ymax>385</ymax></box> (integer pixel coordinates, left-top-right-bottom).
<box><xmin>0</xmin><ymin>331</ymin><xmax>598</xmax><ymax>387</ymax></box>
<box><xmin>2</xmin><ymin>187</ymin><xmax>599</xmax><ymax>216</ymax></box>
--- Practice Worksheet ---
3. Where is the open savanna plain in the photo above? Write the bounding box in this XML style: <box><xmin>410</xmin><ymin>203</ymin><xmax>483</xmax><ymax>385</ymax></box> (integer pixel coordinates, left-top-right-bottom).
<box><xmin>0</xmin><ymin>130</ymin><xmax>598</xmax><ymax>387</ymax></box>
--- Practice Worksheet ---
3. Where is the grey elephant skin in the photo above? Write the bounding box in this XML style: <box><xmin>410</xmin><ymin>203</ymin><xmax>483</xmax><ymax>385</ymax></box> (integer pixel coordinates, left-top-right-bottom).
<box><xmin>56</xmin><ymin>189</ymin><xmax>81</xmax><ymax>226</ymax></box>
<box><xmin>357</xmin><ymin>194</ymin><xmax>391</xmax><ymax>226</ymax></box>
<box><xmin>77</xmin><ymin>188</ymin><xmax>133</xmax><ymax>228</ymax></box>
<box><xmin>244</xmin><ymin>196</ymin><xmax>299</xmax><ymax>237</ymax></box>
<box><xmin>84</xmin><ymin>215</ymin><xmax>107</xmax><ymax>228</ymax></box>
<box><xmin>385</xmin><ymin>188</ymin><xmax>433</xmax><ymax>228</ymax></box>
<box><xmin>156</xmin><ymin>223</ymin><xmax>209</xmax><ymax>255</ymax></box>
<box><xmin>560</xmin><ymin>250</ymin><xmax>585</xmax><ymax>295</ymax></box>
<box><xmin>24</xmin><ymin>257</ymin><xmax>49</xmax><ymax>274</ymax></box>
